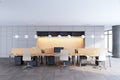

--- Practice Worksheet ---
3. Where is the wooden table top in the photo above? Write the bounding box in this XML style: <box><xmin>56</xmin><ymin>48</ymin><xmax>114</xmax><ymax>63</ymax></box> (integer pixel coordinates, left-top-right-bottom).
<box><xmin>9</xmin><ymin>48</ymin><xmax>105</xmax><ymax>57</ymax></box>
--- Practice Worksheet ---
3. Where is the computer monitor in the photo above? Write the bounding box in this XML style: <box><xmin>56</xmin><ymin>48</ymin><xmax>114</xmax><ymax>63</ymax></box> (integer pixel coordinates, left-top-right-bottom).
<box><xmin>54</xmin><ymin>47</ymin><xmax>64</xmax><ymax>53</ymax></box>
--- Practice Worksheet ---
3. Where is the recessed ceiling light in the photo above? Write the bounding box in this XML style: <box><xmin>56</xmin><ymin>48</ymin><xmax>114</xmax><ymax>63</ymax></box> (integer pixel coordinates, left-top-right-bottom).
<box><xmin>67</xmin><ymin>35</ymin><xmax>71</xmax><ymax>38</ymax></box>
<box><xmin>14</xmin><ymin>35</ymin><xmax>19</xmax><ymax>39</ymax></box>
<box><xmin>81</xmin><ymin>35</ymin><xmax>85</xmax><ymax>38</ymax></box>
<box><xmin>91</xmin><ymin>35</ymin><xmax>95</xmax><ymax>38</ymax></box>
<box><xmin>24</xmin><ymin>35</ymin><xmax>28</xmax><ymax>39</ymax></box>
<box><xmin>48</xmin><ymin>35</ymin><xmax>52</xmax><ymax>38</ymax></box>
<box><xmin>34</xmin><ymin>35</ymin><xmax>38</xmax><ymax>38</ymax></box>
<box><xmin>58</xmin><ymin>35</ymin><xmax>61</xmax><ymax>38</ymax></box>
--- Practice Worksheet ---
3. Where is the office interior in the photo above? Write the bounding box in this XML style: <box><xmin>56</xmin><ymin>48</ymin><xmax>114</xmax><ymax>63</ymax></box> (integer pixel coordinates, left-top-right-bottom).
<box><xmin>0</xmin><ymin>0</ymin><xmax>120</xmax><ymax>80</ymax></box>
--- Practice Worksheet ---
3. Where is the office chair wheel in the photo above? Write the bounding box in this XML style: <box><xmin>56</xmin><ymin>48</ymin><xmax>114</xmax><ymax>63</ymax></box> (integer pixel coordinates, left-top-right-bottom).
<box><xmin>23</xmin><ymin>64</ymin><xmax>33</xmax><ymax>70</ymax></box>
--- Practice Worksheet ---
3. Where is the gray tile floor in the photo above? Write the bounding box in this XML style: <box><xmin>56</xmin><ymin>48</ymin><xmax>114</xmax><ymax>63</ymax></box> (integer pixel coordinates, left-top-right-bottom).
<box><xmin>0</xmin><ymin>57</ymin><xmax>120</xmax><ymax>80</ymax></box>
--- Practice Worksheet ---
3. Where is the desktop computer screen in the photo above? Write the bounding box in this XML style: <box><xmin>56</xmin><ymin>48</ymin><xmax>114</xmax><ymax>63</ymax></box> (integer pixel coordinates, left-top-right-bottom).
<box><xmin>54</xmin><ymin>47</ymin><xmax>64</xmax><ymax>53</ymax></box>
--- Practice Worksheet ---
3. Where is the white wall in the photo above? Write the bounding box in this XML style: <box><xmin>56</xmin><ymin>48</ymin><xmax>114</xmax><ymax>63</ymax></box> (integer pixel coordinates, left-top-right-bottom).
<box><xmin>0</xmin><ymin>26</ymin><xmax>104</xmax><ymax>57</ymax></box>
<box><xmin>0</xmin><ymin>0</ymin><xmax>120</xmax><ymax>25</ymax></box>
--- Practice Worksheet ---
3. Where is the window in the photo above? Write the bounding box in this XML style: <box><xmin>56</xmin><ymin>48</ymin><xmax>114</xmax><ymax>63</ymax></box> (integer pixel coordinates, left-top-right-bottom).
<box><xmin>104</xmin><ymin>30</ymin><xmax>112</xmax><ymax>53</ymax></box>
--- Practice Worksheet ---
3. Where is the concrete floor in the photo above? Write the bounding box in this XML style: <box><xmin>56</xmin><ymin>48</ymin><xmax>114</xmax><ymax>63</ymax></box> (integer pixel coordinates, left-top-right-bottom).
<box><xmin>0</xmin><ymin>57</ymin><xmax>120</xmax><ymax>80</ymax></box>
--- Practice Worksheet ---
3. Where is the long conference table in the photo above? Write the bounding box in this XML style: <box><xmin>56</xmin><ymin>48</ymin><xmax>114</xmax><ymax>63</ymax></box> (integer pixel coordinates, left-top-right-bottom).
<box><xmin>9</xmin><ymin>48</ymin><xmax>101</xmax><ymax>66</ymax></box>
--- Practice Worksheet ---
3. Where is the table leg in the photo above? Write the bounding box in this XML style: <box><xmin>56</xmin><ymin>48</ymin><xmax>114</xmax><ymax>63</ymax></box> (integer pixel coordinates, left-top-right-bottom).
<box><xmin>108</xmin><ymin>56</ymin><xmax>111</xmax><ymax>67</ymax></box>
<box><xmin>95</xmin><ymin>56</ymin><xmax>99</xmax><ymax>66</ymax></box>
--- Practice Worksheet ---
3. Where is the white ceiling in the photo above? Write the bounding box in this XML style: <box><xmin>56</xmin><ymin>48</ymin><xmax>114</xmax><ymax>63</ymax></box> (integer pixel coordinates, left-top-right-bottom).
<box><xmin>0</xmin><ymin>0</ymin><xmax>120</xmax><ymax>25</ymax></box>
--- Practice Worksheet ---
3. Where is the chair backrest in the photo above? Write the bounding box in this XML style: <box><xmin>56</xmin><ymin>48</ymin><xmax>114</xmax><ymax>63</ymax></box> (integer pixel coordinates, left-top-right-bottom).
<box><xmin>60</xmin><ymin>50</ymin><xmax>68</xmax><ymax>61</ymax></box>
<box><xmin>99</xmin><ymin>49</ymin><xmax>107</xmax><ymax>61</ymax></box>
<box><xmin>65</xmin><ymin>48</ymin><xmax>75</xmax><ymax>55</ymax></box>
<box><xmin>23</xmin><ymin>50</ymin><xmax>31</xmax><ymax>61</ymax></box>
